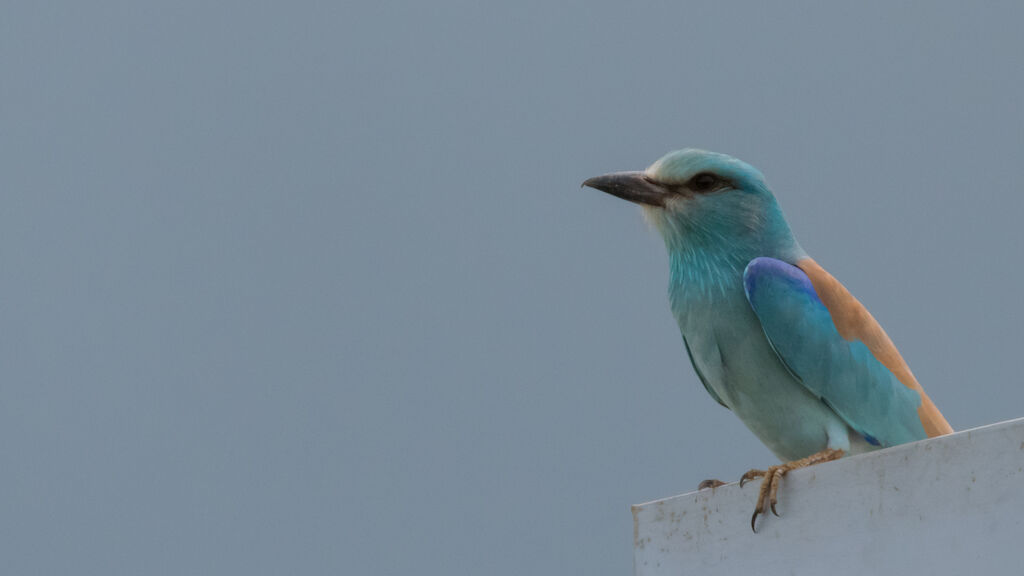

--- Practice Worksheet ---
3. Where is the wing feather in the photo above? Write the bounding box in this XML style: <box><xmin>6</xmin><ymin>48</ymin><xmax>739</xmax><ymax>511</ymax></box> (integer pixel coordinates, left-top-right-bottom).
<box><xmin>743</xmin><ymin>257</ymin><xmax>952</xmax><ymax>447</ymax></box>
<box><xmin>797</xmin><ymin>259</ymin><xmax>952</xmax><ymax>437</ymax></box>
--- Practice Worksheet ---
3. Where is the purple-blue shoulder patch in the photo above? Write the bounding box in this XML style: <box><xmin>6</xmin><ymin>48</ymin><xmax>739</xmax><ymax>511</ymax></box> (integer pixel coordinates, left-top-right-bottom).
<box><xmin>743</xmin><ymin>257</ymin><xmax>820</xmax><ymax>302</ymax></box>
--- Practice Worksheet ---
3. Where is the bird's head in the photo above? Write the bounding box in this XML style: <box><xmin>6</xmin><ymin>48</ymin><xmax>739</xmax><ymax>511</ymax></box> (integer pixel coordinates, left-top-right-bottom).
<box><xmin>583</xmin><ymin>149</ymin><xmax>799</xmax><ymax>258</ymax></box>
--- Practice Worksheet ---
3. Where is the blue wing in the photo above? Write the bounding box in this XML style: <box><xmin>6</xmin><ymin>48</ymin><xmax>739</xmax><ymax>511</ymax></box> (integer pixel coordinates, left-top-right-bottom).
<box><xmin>742</xmin><ymin>257</ymin><xmax>931</xmax><ymax>448</ymax></box>
<box><xmin>683</xmin><ymin>335</ymin><xmax>729</xmax><ymax>409</ymax></box>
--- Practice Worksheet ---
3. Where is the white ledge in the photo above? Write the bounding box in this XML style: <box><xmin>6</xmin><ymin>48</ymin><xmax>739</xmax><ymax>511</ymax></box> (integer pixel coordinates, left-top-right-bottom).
<box><xmin>632</xmin><ymin>417</ymin><xmax>1024</xmax><ymax>576</ymax></box>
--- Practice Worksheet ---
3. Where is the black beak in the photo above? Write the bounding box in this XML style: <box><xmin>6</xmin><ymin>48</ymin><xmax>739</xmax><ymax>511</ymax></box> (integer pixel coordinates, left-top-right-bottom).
<box><xmin>581</xmin><ymin>171</ymin><xmax>670</xmax><ymax>207</ymax></box>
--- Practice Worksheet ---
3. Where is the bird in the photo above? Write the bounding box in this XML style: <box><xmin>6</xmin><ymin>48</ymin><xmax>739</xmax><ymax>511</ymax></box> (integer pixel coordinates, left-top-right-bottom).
<box><xmin>582</xmin><ymin>149</ymin><xmax>952</xmax><ymax>531</ymax></box>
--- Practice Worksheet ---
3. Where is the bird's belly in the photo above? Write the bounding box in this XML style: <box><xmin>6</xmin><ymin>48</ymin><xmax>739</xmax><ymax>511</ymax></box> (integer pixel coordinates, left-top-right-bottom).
<box><xmin>683</xmin><ymin>312</ymin><xmax>855</xmax><ymax>462</ymax></box>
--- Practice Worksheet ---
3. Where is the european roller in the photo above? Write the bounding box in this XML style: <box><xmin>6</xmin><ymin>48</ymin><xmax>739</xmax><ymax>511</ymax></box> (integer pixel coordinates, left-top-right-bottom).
<box><xmin>583</xmin><ymin>149</ymin><xmax>952</xmax><ymax>531</ymax></box>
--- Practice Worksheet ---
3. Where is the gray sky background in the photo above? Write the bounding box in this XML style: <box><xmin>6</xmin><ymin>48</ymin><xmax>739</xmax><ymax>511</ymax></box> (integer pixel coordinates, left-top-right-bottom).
<box><xmin>3</xmin><ymin>2</ymin><xmax>1024</xmax><ymax>574</ymax></box>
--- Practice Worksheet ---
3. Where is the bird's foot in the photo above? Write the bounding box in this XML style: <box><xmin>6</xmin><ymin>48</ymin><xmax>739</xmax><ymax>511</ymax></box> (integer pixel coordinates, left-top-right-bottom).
<box><xmin>741</xmin><ymin>448</ymin><xmax>844</xmax><ymax>532</ymax></box>
<box><xmin>697</xmin><ymin>478</ymin><xmax>727</xmax><ymax>490</ymax></box>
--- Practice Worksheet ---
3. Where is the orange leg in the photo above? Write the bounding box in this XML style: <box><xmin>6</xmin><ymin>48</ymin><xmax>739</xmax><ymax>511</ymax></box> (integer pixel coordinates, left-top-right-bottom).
<box><xmin>740</xmin><ymin>448</ymin><xmax>844</xmax><ymax>532</ymax></box>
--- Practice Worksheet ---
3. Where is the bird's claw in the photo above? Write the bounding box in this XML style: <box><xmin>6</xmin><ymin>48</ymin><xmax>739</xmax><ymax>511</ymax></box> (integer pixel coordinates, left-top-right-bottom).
<box><xmin>738</xmin><ymin>469</ymin><xmax>765</xmax><ymax>488</ymax></box>
<box><xmin>697</xmin><ymin>478</ymin><xmax>727</xmax><ymax>490</ymax></box>
<box><xmin>743</xmin><ymin>448</ymin><xmax>844</xmax><ymax>532</ymax></box>
<box><xmin>748</xmin><ymin>464</ymin><xmax>783</xmax><ymax>532</ymax></box>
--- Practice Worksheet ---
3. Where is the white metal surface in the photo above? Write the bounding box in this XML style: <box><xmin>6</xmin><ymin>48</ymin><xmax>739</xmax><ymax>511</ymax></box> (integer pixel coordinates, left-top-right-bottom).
<box><xmin>633</xmin><ymin>417</ymin><xmax>1024</xmax><ymax>576</ymax></box>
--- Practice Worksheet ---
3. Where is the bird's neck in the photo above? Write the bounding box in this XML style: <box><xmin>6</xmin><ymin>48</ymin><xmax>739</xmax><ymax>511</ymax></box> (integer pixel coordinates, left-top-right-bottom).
<box><xmin>665</xmin><ymin>240</ymin><xmax>750</xmax><ymax>308</ymax></box>
<box><xmin>662</xmin><ymin>223</ymin><xmax>806</xmax><ymax>312</ymax></box>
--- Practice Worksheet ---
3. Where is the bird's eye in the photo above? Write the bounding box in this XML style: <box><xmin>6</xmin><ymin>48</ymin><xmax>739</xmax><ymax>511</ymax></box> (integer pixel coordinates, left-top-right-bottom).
<box><xmin>691</xmin><ymin>173</ymin><xmax>719</xmax><ymax>192</ymax></box>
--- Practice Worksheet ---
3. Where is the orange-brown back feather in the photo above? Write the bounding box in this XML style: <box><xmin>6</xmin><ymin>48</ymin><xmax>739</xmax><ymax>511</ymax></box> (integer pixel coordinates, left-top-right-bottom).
<box><xmin>797</xmin><ymin>258</ymin><xmax>953</xmax><ymax>437</ymax></box>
